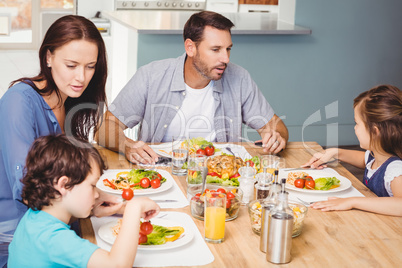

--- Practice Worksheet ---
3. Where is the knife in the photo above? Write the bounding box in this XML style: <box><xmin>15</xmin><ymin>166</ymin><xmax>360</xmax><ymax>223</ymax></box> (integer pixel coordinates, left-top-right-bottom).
<box><xmin>282</xmin><ymin>159</ymin><xmax>337</xmax><ymax>171</ymax></box>
<box><xmin>153</xmin><ymin>200</ymin><xmax>178</xmax><ymax>203</ymax></box>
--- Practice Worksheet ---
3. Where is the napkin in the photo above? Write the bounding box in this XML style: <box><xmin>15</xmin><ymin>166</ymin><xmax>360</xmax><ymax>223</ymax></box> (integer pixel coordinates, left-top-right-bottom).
<box><xmin>91</xmin><ymin>212</ymin><xmax>214</xmax><ymax>267</ymax></box>
<box><xmin>286</xmin><ymin>168</ymin><xmax>365</xmax><ymax>204</ymax></box>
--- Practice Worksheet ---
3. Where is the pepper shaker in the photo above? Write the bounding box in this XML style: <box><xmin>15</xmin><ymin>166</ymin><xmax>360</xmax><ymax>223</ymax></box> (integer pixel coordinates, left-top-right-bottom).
<box><xmin>266</xmin><ymin>179</ymin><xmax>293</xmax><ymax>264</ymax></box>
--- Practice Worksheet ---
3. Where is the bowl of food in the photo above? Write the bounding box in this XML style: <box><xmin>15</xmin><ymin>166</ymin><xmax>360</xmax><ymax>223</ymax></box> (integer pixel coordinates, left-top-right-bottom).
<box><xmin>248</xmin><ymin>200</ymin><xmax>308</xmax><ymax>237</ymax></box>
<box><xmin>188</xmin><ymin>184</ymin><xmax>243</xmax><ymax>221</ymax></box>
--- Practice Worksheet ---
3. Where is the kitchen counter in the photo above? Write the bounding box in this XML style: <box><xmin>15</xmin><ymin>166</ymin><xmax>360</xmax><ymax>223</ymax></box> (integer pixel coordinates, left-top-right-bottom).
<box><xmin>103</xmin><ymin>10</ymin><xmax>311</xmax><ymax>35</ymax></box>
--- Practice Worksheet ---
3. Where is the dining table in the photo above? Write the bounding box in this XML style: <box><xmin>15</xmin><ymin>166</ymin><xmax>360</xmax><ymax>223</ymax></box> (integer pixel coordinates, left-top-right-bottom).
<box><xmin>80</xmin><ymin>141</ymin><xmax>402</xmax><ymax>268</ymax></box>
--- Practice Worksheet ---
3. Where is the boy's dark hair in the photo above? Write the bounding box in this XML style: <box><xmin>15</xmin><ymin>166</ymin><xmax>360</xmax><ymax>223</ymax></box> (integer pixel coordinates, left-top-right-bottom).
<box><xmin>183</xmin><ymin>11</ymin><xmax>234</xmax><ymax>44</ymax></box>
<box><xmin>21</xmin><ymin>134</ymin><xmax>106</xmax><ymax>210</ymax></box>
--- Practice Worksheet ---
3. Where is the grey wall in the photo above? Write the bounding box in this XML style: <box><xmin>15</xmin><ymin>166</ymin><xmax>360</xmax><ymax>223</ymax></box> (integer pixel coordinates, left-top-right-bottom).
<box><xmin>136</xmin><ymin>0</ymin><xmax>402</xmax><ymax>147</ymax></box>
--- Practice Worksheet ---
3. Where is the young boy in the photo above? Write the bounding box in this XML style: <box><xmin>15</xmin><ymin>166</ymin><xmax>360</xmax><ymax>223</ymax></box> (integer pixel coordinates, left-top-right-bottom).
<box><xmin>8</xmin><ymin>134</ymin><xmax>160</xmax><ymax>267</ymax></box>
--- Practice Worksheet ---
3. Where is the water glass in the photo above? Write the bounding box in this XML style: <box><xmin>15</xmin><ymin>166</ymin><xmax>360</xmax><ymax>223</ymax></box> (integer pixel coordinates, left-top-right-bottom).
<box><xmin>261</xmin><ymin>155</ymin><xmax>285</xmax><ymax>171</ymax></box>
<box><xmin>187</xmin><ymin>154</ymin><xmax>207</xmax><ymax>185</ymax></box>
<box><xmin>171</xmin><ymin>137</ymin><xmax>188</xmax><ymax>176</ymax></box>
<box><xmin>204</xmin><ymin>192</ymin><xmax>226</xmax><ymax>243</ymax></box>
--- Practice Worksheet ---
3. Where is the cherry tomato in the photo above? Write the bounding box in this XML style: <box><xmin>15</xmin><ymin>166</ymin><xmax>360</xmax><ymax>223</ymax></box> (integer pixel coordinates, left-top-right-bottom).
<box><xmin>305</xmin><ymin>179</ymin><xmax>315</xmax><ymax>190</ymax></box>
<box><xmin>140</xmin><ymin>221</ymin><xmax>153</xmax><ymax>235</ymax></box>
<box><xmin>195</xmin><ymin>193</ymin><xmax>201</xmax><ymax>197</ymax></box>
<box><xmin>245</xmin><ymin>160</ymin><xmax>255</xmax><ymax>167</ymax></box>
<box><xmin>204</xmin><ymin>145</ymin><xmax>215</xmax><ymax>156</ymax></box>
<box><xmin>140</xmin><ymin>177</ymin><xmax>151</xmax><ymax>188</ymax></box>
<box><xmin>216</xmin><ymin>188</ymin><xmax>227</xmax><ymax>194</ymax></box>
<box><xmin>196</xmin><ymin>149</ymin><xmax>206</xmax><ymax>156</ymax></box>
<box><xmin>122</xmin><ymin>188</ymin><xmax>134</xmax><ymax>200</ymax></box>
<box><xmin>207</xmin><ymin>172</ymin><xmax>221</xmax><ymax>178</ymax></box>
<box><xmin>226</xmin><ymin>192</ymin><xmax>235</xmax><ymax>199</ymax></box>
<box><xmin>294</xmin><ymin>178</ymin><xmax>305</xmax><ymax>189</ymax></box>
<box><xmin>157</xmin><ymin>173</ymin><xmax>162</xmax><ymax>180</ymax></box>
<box><xmin>138</xmin><ymin>233</ymin><xmax>147</xmax><ymax>244</ymax></box>
<box><xmin>226</xmin><ymin>198</ymin><xmax>232</xmax><ymax>209</ymax></box>
<box><xmin>150</xmin><ymin>178</ymin><xmax>161</xmax><ymax>189</ymax></box>
<box><xmin>204</xmin><ymin>189</ymin><xmax>210</xmax><ymax>193</ymax></box>
<box><xmin>305</xmin><ymin>176</ymin><xmax>313</xmax><ymax>180</ymax></box>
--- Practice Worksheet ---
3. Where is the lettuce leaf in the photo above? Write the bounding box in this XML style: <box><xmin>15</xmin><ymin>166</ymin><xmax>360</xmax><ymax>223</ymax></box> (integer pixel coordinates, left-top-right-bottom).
<box><xmin>314</xmin><ymin>177</ymin><xmax>340</xmax><ymax>190</ymax></box>
<box><xmin>126</xmin><ymin>169</ymin><xmax>166</xmax><ymax>187</ymax></box>
<box><xmin>206</xmin><ymin>175</ymin><xmax>239</xmax><ymax>187</ymax></box>
<box><xmin>141</xmin><ymin>225</ymin><xmax>180</xmax><ymax>245</ymax></box>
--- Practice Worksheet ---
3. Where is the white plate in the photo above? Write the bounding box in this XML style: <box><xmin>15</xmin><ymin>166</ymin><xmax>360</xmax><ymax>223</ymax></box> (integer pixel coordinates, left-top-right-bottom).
<box><xmin>97</xmin><ymin>169</ymin><xmax>173</xmax><ymax>195</ymax></box>
<box><xmin>279</xmin><ymin>169</ymin><xmax>352</xmax><ymax>194</ymax></box>
<box><xmin>98</xmin><ymin>218</ymin><xmax>194</xmax><ymax>250</ymax></box>
<box><xmin>150</xmin><ymin>143</ymin><xmax>250</xmax><ymax>159</ymax></box>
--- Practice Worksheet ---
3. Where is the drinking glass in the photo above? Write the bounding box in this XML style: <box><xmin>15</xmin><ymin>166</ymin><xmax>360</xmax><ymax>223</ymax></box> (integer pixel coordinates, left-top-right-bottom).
<box><xmin>261</xmin><ymin>155</ymin><xmax>285</xmax><ymax>172</ymax></box>
<box><xmin>171</xmin><ymin>137</ymin><xmax>188</xmax><ymax>176</ymax></box>
<box><xmin>204</xmin><ymin>192</ymin><xmax>226</xmax><ymax>243</ymax></box>
<box><xmin>187</xmin><ymin>154</ymin><xmax>207</xmax><ymax>185</ymax></box>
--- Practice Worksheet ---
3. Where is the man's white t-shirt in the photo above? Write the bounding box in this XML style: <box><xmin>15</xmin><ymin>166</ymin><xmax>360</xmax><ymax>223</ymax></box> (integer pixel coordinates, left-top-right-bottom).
<box><xmin>162</xmin><ymin>81</ymin><xmax>216</xmax><ymax>142</ymax></box>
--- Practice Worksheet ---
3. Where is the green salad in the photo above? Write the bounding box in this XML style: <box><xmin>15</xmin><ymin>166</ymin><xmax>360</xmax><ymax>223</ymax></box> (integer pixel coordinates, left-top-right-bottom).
<box><xmin>314</xmin><ymin>177</ymin><xmax>340</xmax><ymax>190</ymax></box>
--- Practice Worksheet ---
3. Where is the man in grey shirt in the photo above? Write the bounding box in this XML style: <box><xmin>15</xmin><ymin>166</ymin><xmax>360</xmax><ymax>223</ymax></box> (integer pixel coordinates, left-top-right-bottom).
<box><xmin>98</xmin><ymin>11</ymin><xmax>288</xmax><ymax>164</ymax></box>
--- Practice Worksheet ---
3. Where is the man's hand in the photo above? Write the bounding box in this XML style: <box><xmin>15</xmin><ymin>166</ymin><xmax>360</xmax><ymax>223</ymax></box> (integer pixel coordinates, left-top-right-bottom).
<box><xmin>259</xmin><ymin>130</ymin><xmax>286</xmax><ymax>154</ymax></box>
<box><xmin>257</xmin><ymin>114</ymin><xmax>288</xmax><ymax>154</ymax></box>
<box><xmin>125</xmin><ymin>140</ymin><xmax>159</xmax><ymax>164</ymax></box>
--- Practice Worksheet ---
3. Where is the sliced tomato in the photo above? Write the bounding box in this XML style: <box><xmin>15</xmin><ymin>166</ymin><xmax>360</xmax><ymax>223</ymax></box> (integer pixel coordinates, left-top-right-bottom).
<box><xmin>208</xmin><ymin>172</ymin><xmax>221</xmax><ymax>178</ymax></box>
<box><xmin>103</xmin><ymin>179</ymin><xmax>116</xmax><ymax>189</ymax></box>
<box><xmin>230</xmin><ymin>173</ymin><xmax>240</xmax><ymax>179</ymax></box>
<box><xmin>245</xmin><ymin>160</ymin><xmax>255</xmax><ymax>167</ymax></box>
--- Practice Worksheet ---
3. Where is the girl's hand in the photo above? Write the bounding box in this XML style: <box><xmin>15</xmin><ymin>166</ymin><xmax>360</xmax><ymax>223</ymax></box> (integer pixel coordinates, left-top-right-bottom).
<box><xmin>302</xmin><ymin>148</ymin><xmax>338</xmax><ymax>169</ymax></box>
<box><xmin>310</xmin><ymin>197</ymin><xmax>353</xmax><ymax>211</ymax></box>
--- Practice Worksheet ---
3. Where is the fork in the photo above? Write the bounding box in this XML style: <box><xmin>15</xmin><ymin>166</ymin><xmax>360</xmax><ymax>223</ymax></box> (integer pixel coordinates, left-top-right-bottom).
<box><xmin>296</xmin><ymin>197</ymin><xmax>318</xmax><ymax>206</ymax></box>
<box><xmin>226</xmin><ymin>147</ymin><xmax>235</xmax><ymax>156</ymax></box>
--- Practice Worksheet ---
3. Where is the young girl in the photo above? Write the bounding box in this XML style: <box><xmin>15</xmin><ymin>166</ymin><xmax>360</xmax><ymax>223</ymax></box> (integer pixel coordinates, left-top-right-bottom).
<box><xmin>8</xmin><ymin>135</ymin><xmax>160</xmax><ymax>267</ymax></box>
<box><xmin>303</xmin><ymin>85</ymin><xmax>402</xmax><ymax>216</ymax></box>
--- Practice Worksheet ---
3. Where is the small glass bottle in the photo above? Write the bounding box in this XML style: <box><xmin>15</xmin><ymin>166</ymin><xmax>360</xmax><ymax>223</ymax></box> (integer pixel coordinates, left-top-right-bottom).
<box><xmin>255</xmin><ymin>168</ymin><xmax>272</xmax><ymax>200</ymax></box>
<box><xmin>238</xmin><ymin>164</ymin><xmax>256</xmax><ymax>205</ymax></box>
<box><xmin>266</xmin><ymin>179</ymin><xmax>294</xmax><ymax>264</ymax></box>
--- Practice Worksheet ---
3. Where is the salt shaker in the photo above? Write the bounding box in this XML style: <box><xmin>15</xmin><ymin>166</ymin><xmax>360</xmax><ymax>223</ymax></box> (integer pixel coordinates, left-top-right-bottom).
<box><xmin>266</xmin><ymin>179</ymin><xmax>293</xmax><ymax>264</ymax></box>
<box><xmin>255</xmin><ymin>168</ymin><xmax>272</xmax><ymax>200</ymax></box>
<box><xmin>238</xmin><ymin>165</ymin><xmax>256</xmax><ymax>205</ymax></box>
<box><xmin>259</xmin><ymin>175</ymin><xmax>281</xmax><ymax>253</ymax></box>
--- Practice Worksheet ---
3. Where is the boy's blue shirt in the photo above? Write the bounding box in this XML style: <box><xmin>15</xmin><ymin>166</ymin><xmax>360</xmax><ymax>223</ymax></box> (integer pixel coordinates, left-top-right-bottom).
<box><xmin>8</xmin><ymin>209</ymin><xmax>98</xmax><ymax>268</ymax></box>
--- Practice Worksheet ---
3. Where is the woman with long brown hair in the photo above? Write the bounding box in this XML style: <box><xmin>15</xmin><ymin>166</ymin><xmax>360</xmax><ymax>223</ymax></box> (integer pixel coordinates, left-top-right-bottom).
<box><xmin>0</xmin><ymin>15</ymin><xmax>122</xmax><ymax>266</ymax></box>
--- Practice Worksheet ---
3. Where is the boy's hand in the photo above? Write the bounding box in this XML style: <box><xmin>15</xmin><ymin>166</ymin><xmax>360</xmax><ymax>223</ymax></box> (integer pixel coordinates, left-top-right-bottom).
<box><xmin>93</xmin><ymin>189</ymin><xmax>125</xmax><ymax>217</ymax></box>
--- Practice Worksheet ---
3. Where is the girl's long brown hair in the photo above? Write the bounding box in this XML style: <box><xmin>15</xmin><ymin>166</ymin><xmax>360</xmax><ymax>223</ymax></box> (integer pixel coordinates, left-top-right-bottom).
<box><xmin>10</xmin><ymin>15</ymin><xmax>107</xmax><ymax>140</ymax></box>
<box><xmin>354</xmin><ymin>85</ymin><xmax>402</xmax><ymax>158</ymax></box>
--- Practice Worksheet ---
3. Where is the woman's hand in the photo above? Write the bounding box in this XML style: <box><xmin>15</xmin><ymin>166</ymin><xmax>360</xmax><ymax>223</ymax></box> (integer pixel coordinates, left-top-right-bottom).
<box><xmin>302</xmin><ymin>148</ymin><xmax>338</xmax><ymax>169</ymax></box>
<box><xmin>92</xmin><ymin>189</ymin><xmax>125</xmax><ymax>217</ymax></box>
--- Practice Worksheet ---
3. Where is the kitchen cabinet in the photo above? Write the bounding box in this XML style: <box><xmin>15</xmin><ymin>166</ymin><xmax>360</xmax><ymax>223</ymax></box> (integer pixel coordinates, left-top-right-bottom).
<box><xmin>238</xmin><ymin>0</ymin><xmax>278</xmax><ymax>5</ymax></box>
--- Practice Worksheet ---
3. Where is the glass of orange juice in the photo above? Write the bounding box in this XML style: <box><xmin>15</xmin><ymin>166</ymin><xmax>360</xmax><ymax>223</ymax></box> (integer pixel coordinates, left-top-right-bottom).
<box><xmin>204</xmin><ymin>192</ymin><xmax>226</xmax><ymax>243</ymax></box>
